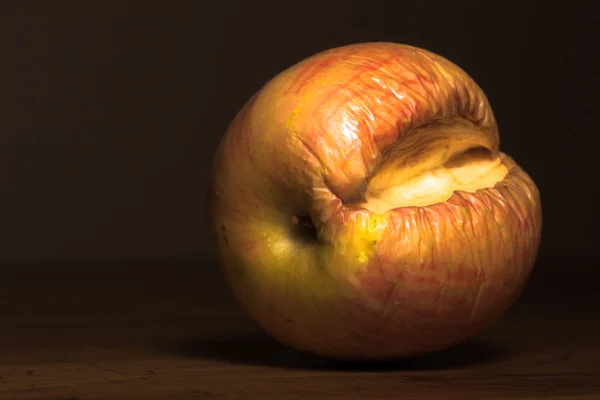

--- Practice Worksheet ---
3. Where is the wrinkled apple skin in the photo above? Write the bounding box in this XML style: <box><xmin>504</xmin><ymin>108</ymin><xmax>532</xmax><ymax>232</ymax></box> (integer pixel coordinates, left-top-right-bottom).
<box><xmin>209</xmin><ymin>42</ymin><xmax>542</xmax><ymax>361</ymax></box>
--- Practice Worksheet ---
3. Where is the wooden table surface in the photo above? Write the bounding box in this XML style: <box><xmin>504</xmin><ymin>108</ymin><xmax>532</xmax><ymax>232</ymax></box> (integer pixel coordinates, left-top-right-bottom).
<box><xmin>0</xmin><ymin>260</ymin><xmax>598</xmax><ymax>399</ymax></box>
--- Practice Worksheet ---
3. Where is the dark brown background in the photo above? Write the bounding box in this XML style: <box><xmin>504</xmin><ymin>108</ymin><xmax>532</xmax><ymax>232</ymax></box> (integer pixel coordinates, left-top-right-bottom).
<box><xmin>0</xmin><ymin>1</ymin><xmax>596</xmax><ymax>265</ymax></box>
<box><xmin>0</xmin><ymin>3</ymin><xmax>598</xmax><ymax>398</ymax></box>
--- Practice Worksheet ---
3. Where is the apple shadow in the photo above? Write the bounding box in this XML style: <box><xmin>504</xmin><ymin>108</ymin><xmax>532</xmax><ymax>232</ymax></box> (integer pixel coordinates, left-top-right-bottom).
<box><xmin>166</xmin><ymin>330</ymin><xmax>513</xmax><ymax>371</ymax></box>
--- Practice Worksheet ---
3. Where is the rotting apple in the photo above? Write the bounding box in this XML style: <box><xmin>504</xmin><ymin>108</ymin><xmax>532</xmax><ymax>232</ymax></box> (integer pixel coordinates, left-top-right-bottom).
<box><xmin>209</xmin><ymin>42</ymin><xmax>542</xmax><ymax>361</ymax></box>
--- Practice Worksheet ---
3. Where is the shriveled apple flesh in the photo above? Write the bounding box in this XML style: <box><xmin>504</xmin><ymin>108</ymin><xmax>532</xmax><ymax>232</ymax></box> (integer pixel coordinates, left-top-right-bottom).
<box><xmin>362</xmin><ymin>148</ymin><xmax>507</xmax><ymax>213</ymax></box>
<box><xmin>360</xmin><ymin>119</ymin><xmax>507</xmax><ymax>213</ymax></box>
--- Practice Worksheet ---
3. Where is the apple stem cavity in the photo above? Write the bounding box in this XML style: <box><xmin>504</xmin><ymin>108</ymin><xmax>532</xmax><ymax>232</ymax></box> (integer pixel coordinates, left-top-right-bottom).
<box><xmin>291</xmin><ymin>214</ymin><xmax>319</xmax><ymax>244</ymax></box>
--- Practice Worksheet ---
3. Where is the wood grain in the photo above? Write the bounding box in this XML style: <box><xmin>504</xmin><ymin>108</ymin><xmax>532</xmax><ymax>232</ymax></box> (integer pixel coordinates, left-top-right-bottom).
<box><xmin>0</xmin><ymin>260</ymin><xmax>598</xmax><ymax>399</ymax></box>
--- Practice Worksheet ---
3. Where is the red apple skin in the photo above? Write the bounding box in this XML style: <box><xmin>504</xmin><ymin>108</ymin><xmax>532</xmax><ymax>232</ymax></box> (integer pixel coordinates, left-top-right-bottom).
<box><xmin>209</xmin><ymin>42</ymin><xmax>542</xmax><ymax>361</ymax></box>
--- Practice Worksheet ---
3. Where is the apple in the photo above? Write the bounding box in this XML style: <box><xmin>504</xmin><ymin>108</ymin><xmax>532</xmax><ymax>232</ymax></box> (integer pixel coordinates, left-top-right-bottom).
<box><xmin>209</xmin><ymin>42</ymin><xmax>542</xmax><ymax>361</ymax></box>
